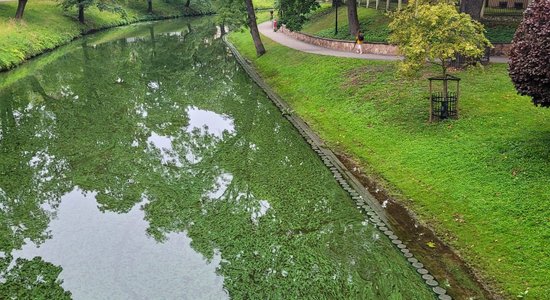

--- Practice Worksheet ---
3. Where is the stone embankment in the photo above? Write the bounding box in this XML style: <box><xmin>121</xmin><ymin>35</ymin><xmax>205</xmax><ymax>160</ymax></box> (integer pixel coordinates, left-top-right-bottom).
<box><xmin>278</xmin><ymin>25</ymin><xmax>511</xmax><ymax>58</ymax></box>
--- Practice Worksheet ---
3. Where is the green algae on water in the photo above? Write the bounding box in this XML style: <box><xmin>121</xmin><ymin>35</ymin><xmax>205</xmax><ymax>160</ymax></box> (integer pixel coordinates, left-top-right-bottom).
<box><xmin>0</xmin><ymin>18</ymin><xmax>434</xmax><ymax>299</ymax></box>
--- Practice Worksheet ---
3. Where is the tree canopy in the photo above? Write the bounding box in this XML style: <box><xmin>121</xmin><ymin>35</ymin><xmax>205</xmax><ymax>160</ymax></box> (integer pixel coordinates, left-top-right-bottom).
<box><xmin>389</xmin><ymin>1</ymin><xmax>491</xmax><ymax>76</ymax></box>
<box><xmin>276</xmin><ymin>0</ymin><xmax>319</xmax><ymax>31</ymax></box>
<box><xmin>509</xmin><ymin>0</ymin><xmax>550</xmax><ymax>108</ymax></box>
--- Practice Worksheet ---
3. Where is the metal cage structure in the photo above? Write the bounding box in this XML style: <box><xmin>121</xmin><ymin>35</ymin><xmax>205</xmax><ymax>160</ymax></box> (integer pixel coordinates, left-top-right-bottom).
<box><xmin>429</xmin><ymin>75</ymin><xmax>461</xmax><ymax>122</ymax></box>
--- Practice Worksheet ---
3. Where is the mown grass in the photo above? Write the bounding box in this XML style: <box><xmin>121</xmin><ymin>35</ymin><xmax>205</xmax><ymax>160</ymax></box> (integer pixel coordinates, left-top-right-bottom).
<box><xmin>0</xmin><ymin>0</ymin><xmax>216</xmax><ymax>71</ymax></box>
<box><xmin>229</xmin><ymin>30</ymin><xmax>550</xmax><ymax>299</ymax></box>
<box><xmin>301</xmin><ymin>5</ymin><xmax>517</xmax><ymax>43</ymax></box>
<box><xmin>252</xmin><ymin>0</ymin><xmax>275</xmax><ymax>9</ymax></box>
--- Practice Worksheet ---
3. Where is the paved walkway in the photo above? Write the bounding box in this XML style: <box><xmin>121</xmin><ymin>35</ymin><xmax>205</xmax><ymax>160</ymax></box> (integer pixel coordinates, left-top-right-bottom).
<box><xmin>258</xmin><ymin>21</ymin><xmax>509</xmax><ymax>64</ymax></box>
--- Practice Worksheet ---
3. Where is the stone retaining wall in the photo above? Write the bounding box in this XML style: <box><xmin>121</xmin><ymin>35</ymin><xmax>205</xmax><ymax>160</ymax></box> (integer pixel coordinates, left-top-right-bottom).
<box><xmin>279</xmin><ymin>26</ymin><xmax>399</xmax><ymax>56</ymax></box>
<box><xmin>279</xmin><ymin>26</ymin><xmax>511</xmax><ymax>58</ymax></box>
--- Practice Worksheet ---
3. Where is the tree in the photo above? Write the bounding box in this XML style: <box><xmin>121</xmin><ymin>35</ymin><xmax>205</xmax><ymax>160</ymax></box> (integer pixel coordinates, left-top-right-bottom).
<box><xmin>214</xmin><ymin>0</ymin><xmax>245</xmax><ymax>36</ymax></box>
<box><xmin>459</xmin><ymin>0</ymin><xmax>484</xmax><ymax>20</ymax></box>
<box><xmin>347</xmin><ymin>0</ymin><xmax>360</xmax><ymax>35</ymax></box>
<box><xmin>14</xmin><ymin>0</ymin><xmax>28</xmax><ymax>20</ymax></box>
<box><xmin>244</xmin><ymin>0</ymin><xmax>265</xmax><ymax>56</ymax></box>
<box><xmin>509</xmin><ymin>0</ymin><xmax>550</xmax><ymax>108</ymax></box>
<box><xmin>389</xmin><ymin>1</ymin><xmax>491</xmax><ymax>77</ymax></box>
<box><xmin>276</xmin><ymin>0</ymin><xmax>319</xmax><ymax>31</ymax></box>
<box><xmin>334</xmin><ymin>0</ymin><xmax>340</xmax><ymax>34</ymax></box>
<box><xmin>147</xmin><ymin>0</ymin><xmax>152</xmax><ymax>13</ymax></box>
<box><xmin>389</xmin><ymin>1</ymin><xmax>491</xmax><ymax>120</ymax></box>
<box><xmin>215</xmin><ymin>0</ymin><xmax>265</xmax><ymax>56</ymax></box>
<box><xmin>59</xmin><ymin>0</ymin><xmax>125</xmax><ymax>24</ymax></box>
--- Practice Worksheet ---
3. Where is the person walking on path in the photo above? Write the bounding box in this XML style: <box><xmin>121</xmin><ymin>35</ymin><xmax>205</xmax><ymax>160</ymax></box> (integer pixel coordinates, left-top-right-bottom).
<box><xmin>354</xmin><ymin>31</ymin><xmax>364</xmax><ymax>54</ymax></box>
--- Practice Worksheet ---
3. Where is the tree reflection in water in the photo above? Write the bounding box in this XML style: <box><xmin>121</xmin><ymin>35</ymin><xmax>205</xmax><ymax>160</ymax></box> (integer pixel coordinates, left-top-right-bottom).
<box><xmin>0</xmin><ymin>18</ymin><xmax>434</xmax><ymax>299</ymax></box>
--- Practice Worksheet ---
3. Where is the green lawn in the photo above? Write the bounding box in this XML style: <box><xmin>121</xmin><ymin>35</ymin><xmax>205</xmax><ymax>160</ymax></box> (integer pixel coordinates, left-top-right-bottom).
<box><xmin>253</xmin><ymin>0</ymin><xmax>275</xmax><ymax>9</ymax></box>
<box><xmin>301</xmin><ymin>5</ymin><xmax>518</xmax><ymax>43</ymax></box>
<box><xmin>0</xmin><ymin>0</ymin><xmax>212</xmax><ymax>71</ymax></box>
<box><xmin>229</xmin><ymin>30</ymin><xmax>550</xmax><ymax>299</ymax></box>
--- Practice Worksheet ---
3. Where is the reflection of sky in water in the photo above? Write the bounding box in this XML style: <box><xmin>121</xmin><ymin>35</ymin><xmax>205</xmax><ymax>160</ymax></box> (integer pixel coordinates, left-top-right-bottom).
<box><xmin>9</xmin><ymin>189</ymin><xmax>228</xmax><ymax>300</ymax></box>
<box><xmin>251</xmin><ymin>200</ymin><xmax>271</xmax><ymax>226</ymax></box>
<box><xmin>147</xmin><ymin>107</ymin><xmax>235</xmax><ymax>166</ymax></box>
<box><xmin>206</xmin><ymin>173</ymin><xmax>233</xmax><ymax>200</ymax></box>
<box><xmin>185</xmin><ymin>106</ymin><xmax>235</xmax><ymax>138</ymax></box>
<box><xmin>147</xmin><ymin>132</ymin><xmax>183</xmax><ymax>167</ymax></box>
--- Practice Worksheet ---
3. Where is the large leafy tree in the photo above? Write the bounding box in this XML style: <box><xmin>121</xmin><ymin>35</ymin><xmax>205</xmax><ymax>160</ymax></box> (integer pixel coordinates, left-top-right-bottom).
<box><xmin>215</xmin><ymin>0</ymin><xmax>265</xmax><ymax>56</ymax></box>
<box><xmin>389</xmin><ymin>1</ymin><xmax>491</xmax><ymax>76</ymax></box>
<box><xmin>214</xmin><ymin>0</ymin><xmax>246</xmax><ymax>30</ymax></box>
<box><xmin>509</xmin><ymin>0</ymin><xmax>550</xmax><ymax>108</ymax></box>
<box><xmin>244</xmin><ymin>0</ymin><xmax>265</xmax><ymax>55</ymax></box>
<box><xmin>276</xmin><ymin>0</ymin><xmax>319</xmax><ymax>31</ymax></box>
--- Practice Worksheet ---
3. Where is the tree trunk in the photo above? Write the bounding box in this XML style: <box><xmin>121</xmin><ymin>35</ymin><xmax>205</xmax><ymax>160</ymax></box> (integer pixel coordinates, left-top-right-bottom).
<box><xmin>244</xmin><ymin>0</ymin><xmax>265</xmax><ymax>56</ymax></box>
<box><xmin>150</xmin><ymin>26</ymin><xmax>156</xmax><ymax>58</ymax></box>
<box><xmin>459</xmin><ymin>0</ymin><xmax>485</xmax><ymax>20</ymax></box>
<box><xmin>386</xmin><ymin>0</ymin><xmax>390</xmax><ymax>11</ymax></box>
<box><xmin>347</xmin><ymin>0</ymin><xmax>360</xmax><ymax>35</ymax></box>
<box><xmin>14</xmin><ymin>0</ymin><xmax>28</xmax><ymax>20</ymax></box>
<box><xmin>184</xmin><ymin>0</ymin><xmax>190</xmax><ymax>8</ymax></box>
<box><xmin>335</xmin><ymin>1</ymin><xmax>339</xmax><ymax>35</ymax></box>
<box><xmin>147</xmin><ymin>0</ymin><xmax>153</xmax><ymax>13</ymax></box>
<box><xmin>78</xmin><ymin>4</ymin><xmax>85</xmax><ymax>24</ymax></box>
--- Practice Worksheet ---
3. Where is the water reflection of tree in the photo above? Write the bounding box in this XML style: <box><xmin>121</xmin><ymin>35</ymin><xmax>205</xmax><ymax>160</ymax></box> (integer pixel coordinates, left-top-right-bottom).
<box><xmin>0</xmin><ymin>257</ymin><xmax>71</xmax><ymax>299</ymax></box>
<box><xmin>0</xmin><ymin>19</ymin><xmax>433</xmax><ymax>299</ymax></box>
<box><xmin>0</xmin><ymin>74</ymin><xmax>72</xmax><ymax>298</ymax></box>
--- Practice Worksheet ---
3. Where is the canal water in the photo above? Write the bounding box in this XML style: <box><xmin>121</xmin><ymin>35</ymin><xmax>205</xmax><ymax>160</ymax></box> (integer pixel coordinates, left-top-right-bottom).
<box><xmin>0</xmin><ymin>18</ymin><xmax>434</xmax><ymax>299</ymax></box>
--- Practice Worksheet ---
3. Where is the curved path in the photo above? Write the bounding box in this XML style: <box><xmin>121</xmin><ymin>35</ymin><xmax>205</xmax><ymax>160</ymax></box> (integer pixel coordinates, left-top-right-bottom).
<box><xmin>258</xmin><ymin>21</ymin><xmax>509</xmax><ymax>63</ymax></box>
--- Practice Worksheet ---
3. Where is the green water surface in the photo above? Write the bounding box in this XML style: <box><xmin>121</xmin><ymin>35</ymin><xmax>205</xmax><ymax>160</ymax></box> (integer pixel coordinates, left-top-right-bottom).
<box><xmin>0</xmin><ymin>18</ymin><xmax>434</xmax><ymax>299</ymax></box>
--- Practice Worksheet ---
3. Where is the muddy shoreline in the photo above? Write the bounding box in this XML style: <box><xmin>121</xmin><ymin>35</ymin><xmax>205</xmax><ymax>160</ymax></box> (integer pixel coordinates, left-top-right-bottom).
<box><xmin>336</xmin><ymin>153</ymin><xmax>502</xmax><ymax>300</ymax></box>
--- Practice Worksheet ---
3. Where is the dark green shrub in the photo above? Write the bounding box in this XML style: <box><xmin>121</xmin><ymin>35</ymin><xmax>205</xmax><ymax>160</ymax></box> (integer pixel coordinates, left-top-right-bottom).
<box><xmin>509</xmin><ymin>0</ymin><xmax>550</xmax><ymax>107</ymax></box>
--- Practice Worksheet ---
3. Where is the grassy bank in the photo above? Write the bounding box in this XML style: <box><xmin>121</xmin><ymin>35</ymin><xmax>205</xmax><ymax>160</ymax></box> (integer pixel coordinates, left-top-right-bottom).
<box><xmin>0</xmin><ymin>0</ymin><xmax>207</xmax><ymax>70</ymax></box>
<box><xmin>301</xmin><ymin>5</ymin><xmax>519</xmax><ymax>43</ymax></box>
<box><xmin>228</xmin><ymin>31</ymin><xmax>550</xmax><ymax>299</ymax></box>
<box><xmin>0</xmin><ymin>0</ymin><xmax>273</xmax><ymax>71</ymax></box>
